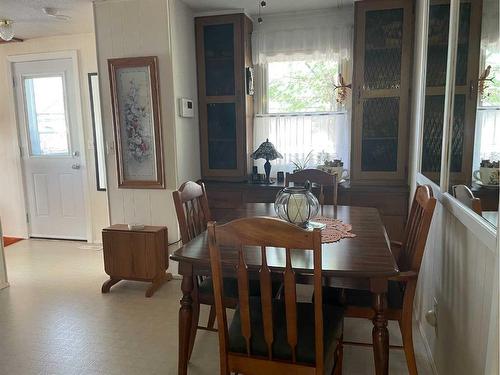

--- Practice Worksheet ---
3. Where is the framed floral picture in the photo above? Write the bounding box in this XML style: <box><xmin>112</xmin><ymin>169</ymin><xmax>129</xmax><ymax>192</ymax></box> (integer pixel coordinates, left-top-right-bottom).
<box><xmin>108</xmin><ymin>56</ymin><xmax>164</xmax><ymax>188</ymax></box>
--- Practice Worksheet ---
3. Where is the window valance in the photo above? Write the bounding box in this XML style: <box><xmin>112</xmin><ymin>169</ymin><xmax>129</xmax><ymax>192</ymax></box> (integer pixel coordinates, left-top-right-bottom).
<box><xmin>252</xmin><ymin>8</ymin><xmax>354</xmax><ymax>64</ymax></box>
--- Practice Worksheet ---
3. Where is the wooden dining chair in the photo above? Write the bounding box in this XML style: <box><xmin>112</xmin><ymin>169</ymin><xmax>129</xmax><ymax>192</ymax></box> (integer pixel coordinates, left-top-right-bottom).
<box><xmin>208</xmin><ymin>217</ymin><xmax>344</xmax><ymax>375</ymax></box>
<box><xmin>452</xmin><ymin>184</ymin><xmax>482</xmax><ymax>215</ymax></box>
<box><xmin>173</xmin><ymin>181</ymin><xmax>223</xmax><ymax>334</ymax></box>
<box><xmin>324</xmin><ymin>185</ymin><xmax>436</xmax><ymax>375</ymax></box>
<box><xmin>286</xmin><ymin>169</ymin><xmax>338</xmax><ymax>206</ymax></box>
<box><xmin>173</xmin><ymin>181</ymin><xmax>271</xmax><ymax>355</ymax></box>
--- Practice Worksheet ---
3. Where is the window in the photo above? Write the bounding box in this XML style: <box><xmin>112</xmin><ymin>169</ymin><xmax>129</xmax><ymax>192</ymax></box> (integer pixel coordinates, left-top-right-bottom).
<box><xmin>252</xmin><ymin>10</ymin><xmax>353</xmax><ymax>176</ymax></box>
<box><xmin>266</xmin><ymin>59</ymin><xmax>340</xmax><ymax>113</ymax></box>
<box><xmin>254</xmin><ymin>57</ymin><xmax>350</xmax><ymax>175</ymax></box>
<box><xmin>23</xmin><ymin>75</ymin><xmax>70</xmax><ymax>156</ymax></box>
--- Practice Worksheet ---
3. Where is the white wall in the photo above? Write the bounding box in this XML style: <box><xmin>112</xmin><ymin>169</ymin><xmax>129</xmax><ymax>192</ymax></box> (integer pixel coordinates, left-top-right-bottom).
<box><xmin>0</xmin><ymin>33</ymin><xmax>109</xmax><ymax>242</ymax></box>
<box><xmin>414</xmin><ymin>201</ymin><xmax>498</xmax><ymax>374</ymax></box>
<box><xmin>0</xmin><ymin>219</ymin><xmax>8</xmax><ymax>289</ymax></box>
<box><xmin>170</xmin><ymin>0</ymin><xmax>201</xmax><ymax>184</ymax></box>
<box><xmin>410</xmin><ymin>1</ymin><xmax>499</xmax><ymax>374</ymax></box>
<box><xmin>93</xmin><ymin>0</ymin><xmax>200</xmax><ymax>249</ymax></box>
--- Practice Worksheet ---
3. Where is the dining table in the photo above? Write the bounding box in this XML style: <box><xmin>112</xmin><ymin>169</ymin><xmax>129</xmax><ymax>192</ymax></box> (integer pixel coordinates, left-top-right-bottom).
<box><xmin>171</xmin><ymin>203</ymin><xmax>399</xmax><ymax>375</ymax></box>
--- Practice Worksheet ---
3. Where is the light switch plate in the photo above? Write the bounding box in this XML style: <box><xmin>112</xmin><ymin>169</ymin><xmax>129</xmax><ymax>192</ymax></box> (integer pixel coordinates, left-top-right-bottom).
<box><xmin>179</xmin><ymin>98</ymin><xmax>194</xmax><ymax>118</ymax></box>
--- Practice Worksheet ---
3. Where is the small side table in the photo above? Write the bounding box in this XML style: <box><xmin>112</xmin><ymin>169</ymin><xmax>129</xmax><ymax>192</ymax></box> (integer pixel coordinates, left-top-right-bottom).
<box><xmin>101</xmin><ymin>224</ymin><xmax>172</xmax><ymax>297</ymax></box>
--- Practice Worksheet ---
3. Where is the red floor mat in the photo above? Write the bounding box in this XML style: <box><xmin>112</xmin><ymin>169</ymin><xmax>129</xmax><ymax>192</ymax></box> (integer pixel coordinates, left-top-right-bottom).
<box><xmin>3</xmin><ymin>237</ymin><xmax>23</xmax><ymax>247</ymax></box>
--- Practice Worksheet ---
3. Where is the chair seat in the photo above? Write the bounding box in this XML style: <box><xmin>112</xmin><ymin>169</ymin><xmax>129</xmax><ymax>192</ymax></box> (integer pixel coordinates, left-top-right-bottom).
<box><xmin>323</xmin><ymin>280</ymin><xmax>404</xmax><ymax>310</ymax></box>
<box><xmin>199</xmin><ymin>278</ymin><xmax>281</xmax><ymax>299</ymax></box>
<box><xmin>229</xmin><ymin>297</ymin><xmax>343</xmax><ymax>367</ymax></box>
<box><xmin>199</xmin><ymin>277</ymin><xmax>237</xmax><ymax>299</ymax></box>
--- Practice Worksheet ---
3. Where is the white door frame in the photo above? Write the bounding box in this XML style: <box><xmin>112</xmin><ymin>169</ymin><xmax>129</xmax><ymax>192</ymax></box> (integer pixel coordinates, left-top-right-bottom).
<box><xmin>7</xmin><ymin>50</ymin><xmax>93</xmax><ymax>242</ymax></box>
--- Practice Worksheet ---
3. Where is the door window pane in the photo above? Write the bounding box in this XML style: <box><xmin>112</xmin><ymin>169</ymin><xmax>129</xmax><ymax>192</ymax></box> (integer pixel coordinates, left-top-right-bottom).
<box><xmin>24</xmin><ymin>75</ymin><xmax>70</xmax><ymax>156</ymax></box>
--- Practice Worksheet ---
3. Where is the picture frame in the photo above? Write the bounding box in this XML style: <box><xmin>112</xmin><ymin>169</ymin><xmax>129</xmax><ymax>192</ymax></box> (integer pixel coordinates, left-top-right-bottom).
<box><xmin>108</xmin><ymin>56</ymin><xmax>164</xmax><ymax>189</ymax></box>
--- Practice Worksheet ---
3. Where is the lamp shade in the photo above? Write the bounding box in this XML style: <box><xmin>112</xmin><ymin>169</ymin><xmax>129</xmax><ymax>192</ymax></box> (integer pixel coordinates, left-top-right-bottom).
<box><xmin>250</xmin><ymin>138</ymin><xmax>283</xmax><ymax>161</ymax></box>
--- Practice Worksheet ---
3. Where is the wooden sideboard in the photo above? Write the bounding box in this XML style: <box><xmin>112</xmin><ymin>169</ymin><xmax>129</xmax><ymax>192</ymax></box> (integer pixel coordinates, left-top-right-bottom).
<box><xmin>204</xmin><ymin>181</ymin><xmax>409</xmax><ymax>241</ymax></box>
<box><xmin>471</xmin><ymin>184</ymin><xmax>499</xmax><ymax>212</ymax></box>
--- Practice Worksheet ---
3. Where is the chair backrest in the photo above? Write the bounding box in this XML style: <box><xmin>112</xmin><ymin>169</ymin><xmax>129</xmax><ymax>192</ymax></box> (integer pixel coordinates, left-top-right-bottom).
<box><xmin>173</xmin><ymin>181</ymin><xmax>212</xmax><ymax>244</ymax></box>
<box><xmin>452</xmin><ymin>184</ymin><xmax>482</xmax><ymax>215</ymax></box>
<box><xmin>398</xmin><ymin>185</ymin><xmax>437</xmax><ymax>273</ymax></box>
<box><xmin>285</xmin><ymin>169</ymin><xmax>338</xmax><ymax>205</ymax></box>
<box><xmin>208</xmin><ymin>217</ymin><xmax>325</xmax><ymax>373</ymax></box>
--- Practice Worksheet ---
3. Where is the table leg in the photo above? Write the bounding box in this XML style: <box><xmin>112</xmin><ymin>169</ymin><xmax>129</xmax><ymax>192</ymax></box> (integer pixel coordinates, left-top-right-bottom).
<box><xmin>179</xmin><ymin>273</ymin><xmax>194</xmax><ymax>375</ymax></box>
<box><xmin>188</xmin><ymin>277</ymin><xmax>200</xmax><ymax>360</ymax></box>
<box><xmin>101</xmin><ymin>277</ymin><xmax>120</xmax><ymax>293</ymax></box>
<box><xmin>372</xmin><ymin>291</ymin><xmax>389</xmax><ymax>375</ymax></box>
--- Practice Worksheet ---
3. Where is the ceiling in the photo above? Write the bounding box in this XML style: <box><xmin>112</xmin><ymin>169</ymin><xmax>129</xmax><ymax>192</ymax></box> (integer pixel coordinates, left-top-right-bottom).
<box><xmin>0</xmin><ymin>0</ymin><xmax>94</xmax><ymax>40</ymax></box>
<box><xmin>183</xmin><ymin>0</ymin><xmax>353</xmax><ymax>14</ymax></box>
<box><xmin>0</xmin><ymin>0</ymin><xmax>353</xmax><ymax>40</ymax></box>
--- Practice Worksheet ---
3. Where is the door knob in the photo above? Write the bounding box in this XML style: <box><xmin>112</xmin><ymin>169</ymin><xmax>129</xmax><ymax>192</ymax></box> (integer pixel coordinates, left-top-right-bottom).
<box><xmin>71</xmin><ymin>163</ymin><xmax>81</xmax><ymax>170</ymax></box>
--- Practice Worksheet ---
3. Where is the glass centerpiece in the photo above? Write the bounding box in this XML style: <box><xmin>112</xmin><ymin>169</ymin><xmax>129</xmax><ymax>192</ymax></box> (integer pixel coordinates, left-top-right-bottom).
<box><xmin>274</xmin><ymin>180</ymin><xmax>320</xmax><ymax>228</ymax></box>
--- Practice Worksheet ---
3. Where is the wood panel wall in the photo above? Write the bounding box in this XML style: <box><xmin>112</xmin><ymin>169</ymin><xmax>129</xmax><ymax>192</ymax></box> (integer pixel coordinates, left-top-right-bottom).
<box><xmin>94</xmin><ymin>0</ymin><xmax>197</xmax><ymax>244</ymax></box>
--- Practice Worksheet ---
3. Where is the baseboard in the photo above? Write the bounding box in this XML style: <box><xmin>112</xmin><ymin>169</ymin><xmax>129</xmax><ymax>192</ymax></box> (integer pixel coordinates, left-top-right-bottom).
<box><xmin>417</xmin><ymin>318</ymin><xmax>438</xmax><ymax>375</ymax></box>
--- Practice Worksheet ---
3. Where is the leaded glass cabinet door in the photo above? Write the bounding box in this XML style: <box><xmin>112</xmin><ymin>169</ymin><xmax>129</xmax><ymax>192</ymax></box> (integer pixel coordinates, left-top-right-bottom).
<box><xmin>196</xmin><ymin>14</ymin><xmax>253</xmax><ymax>181</ymax></box>
<box><xmin>351</xmin><ymin>0</ymin><xmax>413</xmax><ymax>184</ymax></box>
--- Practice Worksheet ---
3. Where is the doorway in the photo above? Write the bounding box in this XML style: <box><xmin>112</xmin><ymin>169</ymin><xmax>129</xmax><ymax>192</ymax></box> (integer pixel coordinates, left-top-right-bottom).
<box><xmin>12</xmin><ymin>57</ymin><xmax>88</xmax><ymax>240</ymax></box>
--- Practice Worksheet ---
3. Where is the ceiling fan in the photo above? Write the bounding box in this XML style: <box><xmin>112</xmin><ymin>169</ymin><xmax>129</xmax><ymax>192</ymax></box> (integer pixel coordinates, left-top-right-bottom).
<box><xmin>42</xmin><ymin>7</ymin><xmax>71</xmax><ymax>21</ymax></box>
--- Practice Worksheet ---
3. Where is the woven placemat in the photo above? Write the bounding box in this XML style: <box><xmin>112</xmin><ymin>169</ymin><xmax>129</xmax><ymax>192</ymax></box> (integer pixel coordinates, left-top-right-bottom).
<box><xmin>313</xmin><ymin>216</ymin><xmax>356</xmax><ymax>243</ymax></box>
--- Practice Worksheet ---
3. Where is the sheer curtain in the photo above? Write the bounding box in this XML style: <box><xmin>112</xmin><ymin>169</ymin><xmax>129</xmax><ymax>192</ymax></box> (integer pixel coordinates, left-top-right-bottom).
<box><xmin>473</xmin><ymin>0</ymin><xmax>500</xmax><ymax>170</ymax></box>
<box><xmin>251</xmin><ymin>8</ymin><xmax>354</xmax><ymax>174</ymax></box>
<box><xmin>253</xmin><ymin>113</ymin><xmax>350</xmax><ymax>176</ymax></box>
<box><xmin>252</xmin><ymin>8</ymin><xmax>353</xmax><ymax>65</ymax></box>
<box><xmin>474</xmin><ymin>109</ymin><xmax>500</xmax><ymax>168</ymax></box>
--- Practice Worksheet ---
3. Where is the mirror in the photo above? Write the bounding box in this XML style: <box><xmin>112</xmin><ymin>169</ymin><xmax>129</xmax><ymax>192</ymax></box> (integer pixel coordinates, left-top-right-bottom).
<box><xmin>420</xmin><ymin>1</ymin><xmax>452</xmax><ymax>184</ymax></box>
<box><xmin>448</xmin><ymin>0</ymin><xmax>499</xmax><ymax>228</ymax></box>
<box><xmin>88</xmin><ymin>73</ymin><xmax>107</xmax><ymax>191</ymax></box>
<box><xmin>420</xmin><ymin>0</ymin><xmax>478</xmax><ymax>186</ymax></box>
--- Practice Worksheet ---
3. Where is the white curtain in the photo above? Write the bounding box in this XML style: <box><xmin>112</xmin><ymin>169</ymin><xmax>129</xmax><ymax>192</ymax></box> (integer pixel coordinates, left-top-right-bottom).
<box><xmin>473</xmin><ymin>109</ymin><xmax>500</xmax><ymax>169</ymax></box>
<box><xmin>252</xmin><ymin>8</ymin><xmax>354</xmax><ymax>65</ymax></box>
<box><xmin>253</xmin><ymin>113</ymin><xmax>350</xmax><ymax>177</ymax></box>
<box><xmin>472</xmin><ymin>0</ymin><xmax>500</xmax><ymax>170</ymax></box>
<box><xmin>481</xmin><ymin>0</ymin><xmax>499</xmax><ymax>48</ymax></box>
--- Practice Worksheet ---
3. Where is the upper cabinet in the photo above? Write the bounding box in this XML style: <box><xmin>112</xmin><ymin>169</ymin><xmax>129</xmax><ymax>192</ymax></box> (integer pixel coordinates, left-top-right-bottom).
<box><xmin>351</xmin><ymin>0</ymin><xmax>414</xmax><ymax>185</ymax></box>
<box><xmin>196</xmin><ymin>14</ymin><xmax>254</xmax><ymax>181</ymax></box>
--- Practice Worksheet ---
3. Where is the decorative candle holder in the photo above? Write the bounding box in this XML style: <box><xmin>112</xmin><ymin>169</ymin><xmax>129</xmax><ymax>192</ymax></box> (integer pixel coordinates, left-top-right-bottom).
<box><xmin>274</xmin><ymin>180</ymin><xmax>320</xmax><ymax>228</ymax></box>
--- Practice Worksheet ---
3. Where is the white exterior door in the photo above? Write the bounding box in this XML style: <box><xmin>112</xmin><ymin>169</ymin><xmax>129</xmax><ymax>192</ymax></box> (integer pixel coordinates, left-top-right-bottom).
<box><xmin>13</xmin><ymin>58</ymin><xmax>87</xmax><ymax>240</ymax></box>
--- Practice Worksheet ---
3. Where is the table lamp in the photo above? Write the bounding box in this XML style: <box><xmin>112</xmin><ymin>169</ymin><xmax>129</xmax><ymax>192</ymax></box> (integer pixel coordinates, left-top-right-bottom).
<box><xmin>250</xmin><ymin>139</ymin><xmax>283</xmax><ymax>184</ymax></box>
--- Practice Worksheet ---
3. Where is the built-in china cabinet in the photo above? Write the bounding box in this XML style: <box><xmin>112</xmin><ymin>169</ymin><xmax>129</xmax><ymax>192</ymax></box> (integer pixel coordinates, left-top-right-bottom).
<box><xmin>195</xmin><ymin>13</ymin><xmax>254</xmax><ymax>181</ymax></box>
<box><xmin>351</xmin><ymin>0</ymin><xmax>414</xmax><ymax>185</ymax></box>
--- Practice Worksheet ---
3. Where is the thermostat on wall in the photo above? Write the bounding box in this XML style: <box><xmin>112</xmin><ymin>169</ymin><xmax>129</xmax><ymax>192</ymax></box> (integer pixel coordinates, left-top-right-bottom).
<box><xmin>179</xmin><ymin>98</ymin><xmax>194</xmax><ymax>118</ymax></box>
